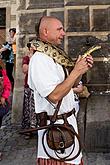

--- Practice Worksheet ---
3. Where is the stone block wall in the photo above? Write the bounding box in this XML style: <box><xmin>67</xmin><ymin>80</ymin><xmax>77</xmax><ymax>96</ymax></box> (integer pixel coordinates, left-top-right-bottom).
<box><xmin>16</xmin><ymin>0</ymin><xmax>110</xmax><ymax>87</ymax></box>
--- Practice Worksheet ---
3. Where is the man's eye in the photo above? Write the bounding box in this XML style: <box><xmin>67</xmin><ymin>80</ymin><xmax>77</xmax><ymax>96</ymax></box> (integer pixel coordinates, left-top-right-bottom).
<box><xmin>57</xmin><ymin>27</ymin><xmax>64</xmax><ymax>31</ymax></box>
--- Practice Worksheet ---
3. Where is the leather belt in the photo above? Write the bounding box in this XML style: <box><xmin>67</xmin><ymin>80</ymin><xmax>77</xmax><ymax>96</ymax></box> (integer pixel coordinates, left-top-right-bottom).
<box><xmin>47</xmin><ymin>109</ymin><xmax>75</xmax><ymax>120</ymax></box>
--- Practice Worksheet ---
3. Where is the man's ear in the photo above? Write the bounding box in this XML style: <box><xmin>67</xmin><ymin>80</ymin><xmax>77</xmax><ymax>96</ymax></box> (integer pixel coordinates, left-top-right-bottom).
<box><xmin>44</xmin><ymin>28</ymin><xmax>48</xmax><ymax>36</ymax></box>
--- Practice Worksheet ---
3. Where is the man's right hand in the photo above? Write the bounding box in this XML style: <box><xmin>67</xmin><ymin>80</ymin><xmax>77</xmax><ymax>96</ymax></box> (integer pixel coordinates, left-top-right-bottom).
<box><xmin>73</xmin><ymin>55</ymin><xmax>93</xmax><ymax>75</ymax></box>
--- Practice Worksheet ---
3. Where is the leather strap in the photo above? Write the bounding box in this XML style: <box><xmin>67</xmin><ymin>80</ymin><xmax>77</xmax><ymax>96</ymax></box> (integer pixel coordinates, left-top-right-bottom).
<box><xmin>47</xmin><ymin>109</ymin><xmax>75</xmax><ymax>120</ymax></box>
<box><xmin>46</xmin><ymin>66</ymin><xmax>68</xmax><ymax>123</ymax></box>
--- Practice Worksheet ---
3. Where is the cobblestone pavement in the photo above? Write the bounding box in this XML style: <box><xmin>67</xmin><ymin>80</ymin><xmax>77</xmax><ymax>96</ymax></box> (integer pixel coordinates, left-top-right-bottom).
<box><xmin>0</xmin><ymin>111</ymin><xmax>36</xmax><ymax>165</ymax></box>
<box><xmin>0</xmin><ymin>111</ymin><xmax>110</xmax><ymax>165</ymax></box>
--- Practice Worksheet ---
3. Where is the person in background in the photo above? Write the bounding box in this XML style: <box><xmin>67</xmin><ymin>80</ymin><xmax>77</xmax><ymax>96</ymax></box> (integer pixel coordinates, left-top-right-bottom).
<box><xmin>8</xmin><ymin>28</ymin><xmax>16</xmax><ymax>83</ymax></box>
<box><xmin>8</xmin><ymin>28</ymin><xmax>16</xmax><ymax>53</ymax></box>
<box><xmin>28</xmin><ymin>16</ymin><xmax>93</xmax><ymax>165</ymax></box>
<box><xmin>0</xmin><ymin>42</ymin><xmax>14</xmax><ymax>91</ymax></box>
<box><xmin>21</xmin><ymin>43</ymin><xmax>36</xmax><ymax>139</ymax></box>
<box><xmin>0</xmin><ymin>60</ymin><xmax>11</xmax><ymax>161</ymax></box>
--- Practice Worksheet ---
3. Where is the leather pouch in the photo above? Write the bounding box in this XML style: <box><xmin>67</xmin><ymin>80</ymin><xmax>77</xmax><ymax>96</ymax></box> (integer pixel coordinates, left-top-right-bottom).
<box><xmin>36</xmin><ymin>112</ymin><xmax>47</xmax><ymax>127</ymax></box>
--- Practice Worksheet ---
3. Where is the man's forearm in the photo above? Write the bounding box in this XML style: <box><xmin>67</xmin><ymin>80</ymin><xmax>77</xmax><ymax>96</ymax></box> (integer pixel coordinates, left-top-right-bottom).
<box><xmin>74</xmin><ymin>75</ymin><xmax>82</xmax><ymax>87</ymax></box>
<box><xmin>48</xmin><ymin>69</ymin><xmax>81</xmax><ymax>104</ymax></box>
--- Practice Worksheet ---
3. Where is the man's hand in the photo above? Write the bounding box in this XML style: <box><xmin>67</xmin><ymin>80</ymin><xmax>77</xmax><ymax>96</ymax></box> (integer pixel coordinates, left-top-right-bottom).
<box><xmin>73</xmin><ymin>55</ymin><xmax>93</xmax><ymax>75</ymax></box>
<box><xmin>86</xmin><ymin>55</ymin><xmax>94</xmax><ymax>68</ymax></box>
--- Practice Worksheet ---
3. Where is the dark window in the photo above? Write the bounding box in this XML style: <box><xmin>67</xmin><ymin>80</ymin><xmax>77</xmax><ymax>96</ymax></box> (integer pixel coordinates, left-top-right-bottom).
<box><xmin>0</xmin><ymin>8</ymin><xmax>6</xmax><ymax>27</ymax></box>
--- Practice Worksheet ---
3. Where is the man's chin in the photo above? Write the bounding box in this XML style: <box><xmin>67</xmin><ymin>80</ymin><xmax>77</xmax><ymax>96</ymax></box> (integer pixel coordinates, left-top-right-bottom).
<box><xmin>58</xmin><ymin>40</ymin><xmax>62</xmax><ymax>45</ymax></box>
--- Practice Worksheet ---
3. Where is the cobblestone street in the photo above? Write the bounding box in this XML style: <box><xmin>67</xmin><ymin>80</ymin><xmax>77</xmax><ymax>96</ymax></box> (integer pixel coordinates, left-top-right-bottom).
<box><xmin>0</xmin><ymin>111</ymin><xmax>36</xmax><ymax>165</ymax></box>
<box><xmin>0</xmin><ymin>111</ymin><xmax>110</xmax><ymax>165</ymax></box>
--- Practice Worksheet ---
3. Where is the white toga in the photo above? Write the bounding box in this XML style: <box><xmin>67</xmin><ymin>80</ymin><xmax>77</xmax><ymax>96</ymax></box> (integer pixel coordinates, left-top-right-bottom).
<box><xmin>28</xmin><ymin>52</ymin><xmax>82</xmax><ymax>164</ymax></box>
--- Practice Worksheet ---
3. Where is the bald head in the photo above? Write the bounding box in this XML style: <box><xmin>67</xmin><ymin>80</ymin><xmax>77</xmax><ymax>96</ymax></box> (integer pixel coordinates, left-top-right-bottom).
<box><xmin>39</xmin><ymin>16</ymin><xmax>60</xmax><ymax>34</ymax></box>
<box><xmin>38</xmin><ymin>16</ymin><xmax>65</xmax><ymax>45</ymax></box>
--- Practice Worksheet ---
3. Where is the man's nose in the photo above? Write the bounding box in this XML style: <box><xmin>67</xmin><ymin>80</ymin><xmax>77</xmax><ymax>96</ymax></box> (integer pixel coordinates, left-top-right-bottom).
<box><xmin>62</xmin><ymin>30</ymin><xmax>65</xmax><ymax>36</ymax></box>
